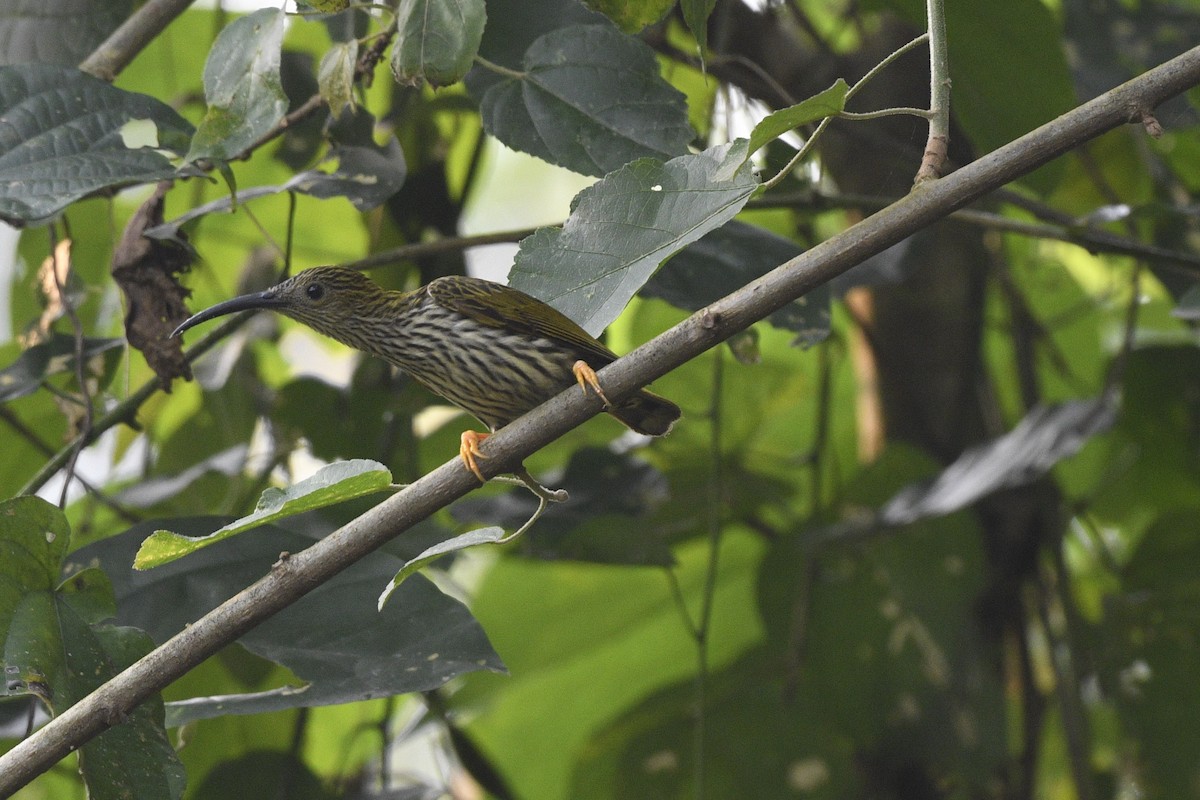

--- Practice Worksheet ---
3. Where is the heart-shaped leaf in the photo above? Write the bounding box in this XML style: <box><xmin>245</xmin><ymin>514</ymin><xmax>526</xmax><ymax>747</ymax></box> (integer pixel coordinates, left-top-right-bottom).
<box><xmin>510</xmin><ymin>140</ymin><xmax>758</xmax><ymax>335</ymax></box>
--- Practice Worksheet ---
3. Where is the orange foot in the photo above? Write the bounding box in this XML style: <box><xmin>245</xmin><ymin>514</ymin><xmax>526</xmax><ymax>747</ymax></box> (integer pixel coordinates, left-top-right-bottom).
<box><xmin>572</xmin><ymin>360</ymin><xmax>612</xmax><ymax>407</ymax></box>
<box><xmin>459</xmin><ymin>430</ymin><xmax>490</xmax><ymax>482</ymax></box>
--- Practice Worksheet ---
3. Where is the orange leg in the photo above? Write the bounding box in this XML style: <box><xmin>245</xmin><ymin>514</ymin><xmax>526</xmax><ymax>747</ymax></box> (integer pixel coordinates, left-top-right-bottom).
<box><xmin>572</xmin><ymin>360</ymin><xmax>612</xmax><ymax>408</ymax></box>
<box><xmin>459</xmin><ymin>430</ymin><xmax>490</xmax><ymax>482</ymax></box>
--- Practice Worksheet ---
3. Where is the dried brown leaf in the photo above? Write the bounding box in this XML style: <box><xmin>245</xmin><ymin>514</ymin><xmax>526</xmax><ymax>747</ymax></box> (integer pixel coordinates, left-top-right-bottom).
<box><xmin>112</xmin><ymin>183</ymin><xmax>194</xmax><ymax>388</ymax></box>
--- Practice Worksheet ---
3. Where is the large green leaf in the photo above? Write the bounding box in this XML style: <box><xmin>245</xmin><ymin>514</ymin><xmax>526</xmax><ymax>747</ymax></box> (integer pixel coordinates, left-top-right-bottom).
<box><xmin>477</xmin><ymin>23</ymin><xmax>693</xmax><ymax>177</ymax></box>
<box><xmin>452</xmin><ymin>530</ymin><xmax>766</xmax><ymax>799</ymax></box>
<box><xmin>0</xmin><ymin>65</ymin><xmax>192</xmax><ymax>224</ymax></box>
<box><xmin>70</xmin><ymin>517</ymin><xmax>503</xmax><ymax>724</ymax></box>
<box><xmin>391</xmin><ymin>0</ymin><xmax>486</xmax><ymax>87</ymax></box>
<box><xmin>756</xmin><ymin>446</ymin><xmax>1006</xmax><ymax>794</ymax></box>
<box><xmin>1101</xmin><ymin>512</ymin><xmax>1200</xmax><ymax>796</ymax></box>
<box><xmin>0</xmin><ymin>497</ymin><xmax>185</xmax><ymax>800</ymax></box>
<box><xmin>186</xmin><ymin>8</ymin><xmax>288</xmax><ymax>163</ymax></box>
<box><xmin>0</xmin><ymin>0</ymin><xmax>131</xmax><ymax>66</ymax></box>
<box><xmin>571</xmin><ymin>649</ymin><xmax>858</xmax><ymax>799</ymax></box>
<box><xmin>509</xmin><ymin>140</ymin><xmax>758</xmax><ymax>336</ymax></box>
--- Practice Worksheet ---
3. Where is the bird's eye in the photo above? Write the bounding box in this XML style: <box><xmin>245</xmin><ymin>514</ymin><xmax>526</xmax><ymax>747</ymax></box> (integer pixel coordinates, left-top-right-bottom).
<box><xmin>306</xmin><ymin>283</ymin><xmax>325</xmax><ymax>301</ymax></box>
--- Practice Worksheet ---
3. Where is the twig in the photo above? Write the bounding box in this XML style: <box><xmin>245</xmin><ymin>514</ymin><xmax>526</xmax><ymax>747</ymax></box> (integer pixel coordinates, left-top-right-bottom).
<box><xmin>19</xmin><ymin>311</ymin><xmax>258</xmax><ymax>497</ymax></box>
<box><xmin>2</xmin><ymin>43</ymin><xmax>1199</xmax><ymax>795</ymax></box>
<box><xmin>342</xmin><ymin>228</ymin><xmax>541</xmax><ymax>273</ymax></box>
<box><xmin>749</xmin><ymin>190</ymin><xmax>1200</xmax><ymax>275</ymax></box>
<box><xmin>79</xmin><ymin>0</ymin><xmax>198</xmax><ymax>82</ymax></box>
<box><xmin>914</xmin><ymin>0</ymin><xmax>951</xmax><ymax>183</ymax></box>
<box><xmin>47</xmin><ymin>229</ymin><xmax>95</xmax><ymax>510</ymax></box>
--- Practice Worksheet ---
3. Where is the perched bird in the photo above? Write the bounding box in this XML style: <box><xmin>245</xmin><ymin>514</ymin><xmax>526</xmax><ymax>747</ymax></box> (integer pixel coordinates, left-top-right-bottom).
<box><xmin>173</xmin><ymin>267</ymin><xmax>680</xmax><ymax>482</ymax></box>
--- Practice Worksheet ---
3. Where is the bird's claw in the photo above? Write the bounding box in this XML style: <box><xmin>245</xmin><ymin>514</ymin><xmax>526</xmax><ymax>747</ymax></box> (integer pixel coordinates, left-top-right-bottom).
<box><xmin>572</xmin><ymin>360</ymin><xmax>611</xmax><ymax>408</ymax></box>
<box><xmin>459</xmin><ymin>430</ymin><xmax>490</xmax><ymax>483</ymax></box>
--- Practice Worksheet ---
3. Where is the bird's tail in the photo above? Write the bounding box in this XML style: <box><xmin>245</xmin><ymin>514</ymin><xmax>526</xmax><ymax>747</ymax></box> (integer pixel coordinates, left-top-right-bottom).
<box><xmin>607</xmin><ymin>389</ymin><xmax>681</xmax><ymax>436</ymax></box>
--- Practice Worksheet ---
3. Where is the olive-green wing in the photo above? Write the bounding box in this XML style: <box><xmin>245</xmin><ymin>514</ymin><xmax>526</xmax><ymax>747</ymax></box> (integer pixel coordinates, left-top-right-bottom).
<box><xmin>429</xmin><ymin>276</ymin><xmax>618</xmax><ymax>365</ymax></box>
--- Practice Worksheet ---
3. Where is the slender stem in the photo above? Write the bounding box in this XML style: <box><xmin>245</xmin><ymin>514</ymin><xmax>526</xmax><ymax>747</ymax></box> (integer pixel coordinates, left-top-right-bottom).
<box><xmin>78</xmin><ymin>0</ymin><xmax>197</xmax><ymax>81</ymax></box>
<box><xmin>3</xmin><ymin>45</ymin><xmax>1199</xmax><ymax>793</ymax></box>
<box><xmin>837</xmin><ymin>107</ymin><xmax>935</xmax><ymax>121</ymax></box>
<box><xmin>914</xmin><ymin>0</ymin><xmax>951</xmax><ymax>183</ymax></box>
<box><xmin>748</xmin><ymin>190</ymin><xmax>1200</xmax><ymax>275</ymax></box>
<box><xmin>693</xmin><ymin>348</ymin><xmax>726</xmax><ymax>800</ymax></box>
<box><xmin>343</xmin><ymin>228</ymin><xmax>540</xmax><ymax>273</ymax></box>
<box><xmin>473</xmin><ymin>55</ymin><xmax>525</xmax><ymax>81</ymax></box>
<box><xmin>760</xmin><ymin>33</ymin><xmax>931</xmax><ymax>191</ymax></box>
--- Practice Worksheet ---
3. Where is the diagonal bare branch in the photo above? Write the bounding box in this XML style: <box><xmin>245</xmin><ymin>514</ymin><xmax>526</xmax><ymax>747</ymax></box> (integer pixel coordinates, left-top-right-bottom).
<box><xmin>3</xmin><ymin>42</ymin><xmax>1199</xmax><ymax>796</ymax></box>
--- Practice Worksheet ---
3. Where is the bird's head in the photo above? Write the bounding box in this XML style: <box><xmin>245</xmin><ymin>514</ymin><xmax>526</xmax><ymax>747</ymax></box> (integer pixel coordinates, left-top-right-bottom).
<box><xmin>172</xmin><ymin>266</ymin><xmax>388</xmax><ymax>341</ymax></box>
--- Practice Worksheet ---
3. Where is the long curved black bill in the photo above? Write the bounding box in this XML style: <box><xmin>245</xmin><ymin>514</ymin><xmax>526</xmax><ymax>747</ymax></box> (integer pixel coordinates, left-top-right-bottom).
<box><xmin>171</xmin><ymin>290</ymin><xmax>283</xmax><ymax>338</ymax></box>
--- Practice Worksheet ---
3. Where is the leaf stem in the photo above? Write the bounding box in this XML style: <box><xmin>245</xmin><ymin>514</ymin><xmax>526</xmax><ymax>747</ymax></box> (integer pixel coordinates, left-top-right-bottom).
<box><xmin>473</xmin><ymin>55</ymin><xmax>526</xmax><ymax>81</ymax></box>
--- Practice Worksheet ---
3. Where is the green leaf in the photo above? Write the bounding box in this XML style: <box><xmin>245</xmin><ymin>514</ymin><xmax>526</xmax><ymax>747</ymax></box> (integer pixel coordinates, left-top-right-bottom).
<box><xmin>643</xmin><ymin>221</ymin><xmax>832</xmax><ymax>346</ymax></box>
<box><xmin>0</xmin><ymin>497</ymin><xmax>70</xmax><ymax>615</ymax></box>
<box><xmin>317</xmin><ymin>40</ymin><xmax>357</xmax><ymax>118</ymax></box>
<box><xmin>0</xmin><ymin>497</ymin><xmax>185</xmax><ymax>800</ymax></box>
<box><xmin>0</xmin><ymin>65</ymin><xmax>193</xmax><ymax>224</ymax></box>
<box><xmin>453</xmin><ymin>529</ymin><xmax>767</xmax><ymax>799</ymax></box>
<box><xmin>71</xmin><ymin>518</ymin><xmax>503</xmax><ymax>724</ymax></box>
<box><xmin>510</xmin><ymin>140</ymin><xmax>758</xmax><ymax>336</ymax></box>
<box><xmin>135</xmin><ymin>460</ymin><xmax>395</xmax><ymax>568</ymax></box>
<box><xmin>680</xmin><ymin>0</ymin><xmax>718</xmax><ymax>55</ymax></box>
<box><xmin>76</xmin><ymin>624</ymin><xmax>187</xmax><ymax>800</ymax></box>
<box><xmin>579</xmin><ymin>0</ymin><xmax>673</xmax><ymax>33</ymax></box>
<box><xmin>747</xmin><ymin>79</ymin><xmax>849</xmax><ymax>156</ymax></box>
<box><xmin>0</xmin><ymin>0</ymin><xmax>131</xmax><ymax>66</ymax></box>
<box><xmin>0</xmin><ymin>334</ymin><xmax>124</xmax><ymax>402</ymax></box>
<box><xmin>378</xmin><ymin>526</ymin><xmax>506</xmax><ymax>610</ymax></box>
<box><xmin>572</xmin><ymin>649</ymin><xmax>859</xmax><ymax>798</ymax></box>
<box><xmin>392</xmin><ymin>0</ymin><xmax>486</xmax><ymax>88</ymax></box>
<box><xmin>1103</xmin><ymin>512</ymin><xmax>1200</xmax><ymax>796</ymax></box>
<box><xmin>186</xmin><ymin>8</ymin><xmax>288</xmax><ymax>163</ymax></box>
<box><xmin>478</xmin><ymin>23</ymin><xmax>693</xmax><ymax>177</ymax></box>
<box><xmin>754</xmin><ymin>446</ymin><xmax>1006</xmax><ymax>793</ymax></box>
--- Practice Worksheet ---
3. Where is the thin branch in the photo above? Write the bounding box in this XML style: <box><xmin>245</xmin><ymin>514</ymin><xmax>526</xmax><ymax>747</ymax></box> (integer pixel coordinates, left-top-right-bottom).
<box><xmin>19</xmin><ymin>311</ymin><xmax>258</xmax><ymax>497</ymax></box>
<box><xmin>79</xmin><ymin>0</ymin><xmax>197</xmax><ymax>82</ymax></box>
<box><xmin>749</xmin><ymin>190</ymin><xmax>1200</xmax><ymax>275</ymax></box>
<box><xmin>914</xmin><ymin>0</ymin><xmax>951</xmax><ymax>183</ymax></box>
<box><xmin>48</xmin><ymin>229</ymin><xmax>95</xmax><ymax>510</ymax></box>
<box><xmin>3</xmin><ymin>43</ymin><xmax>1199</xmax><ymax>795</ymax></box>
<box><xmin>342</xmin><ymin>228</ymin><xmax>541</xmax><ymax>273</ymax></box>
